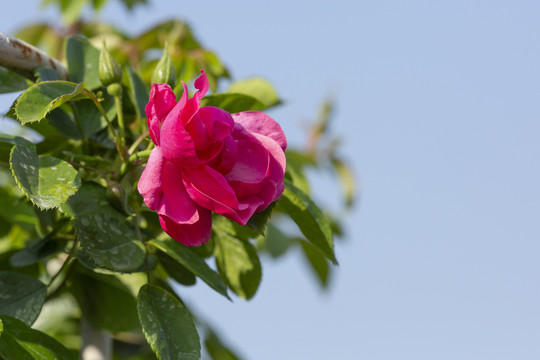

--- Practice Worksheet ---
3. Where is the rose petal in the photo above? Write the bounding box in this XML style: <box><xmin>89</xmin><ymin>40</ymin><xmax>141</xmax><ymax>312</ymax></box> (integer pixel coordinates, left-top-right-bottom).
<box><xmin>159</xmin><ymin>208</ymin><xmax>212</xmax><ymax>246</ymax></box>
<box><xmin>159</xmin><ymin>99</ymin><xmax>200</xmax><ymax>167</ymax></box>
<box><xmin>225</xmin><ymin>139</ymin><xmax>268</xmax><ymax>184</ymax></box>
<box><xmin>232</xmin><ymin>111</ymin><xmax>287</xmax><ymax>150</ymax></box>
<box><xmin>137</xmin><ymin>147</ymin><xmax>164</xmax><ymax>210</ymax></box>
<box><xmin>182</xmin><ymin>165</ymin><xmax>239</xmax><ymax>215</ymax></box>
<box><xmin>156</xmin><ymin>160</ymin><xmax>199</xmax><ymax>224</ymax></box>
<box><xmin>145</xmin><ymin>84</ymin><xmax>177</xmax><ymax>145</ymax></box>
<box><xmin>181</xmin><ymin>70</ymin><xmax>210</xmax><ymax>126</ymax></box>
<box><xmin>252</xmin><ymin>133</ymin><xmax>286</xmax><ymax>184</ymax></box>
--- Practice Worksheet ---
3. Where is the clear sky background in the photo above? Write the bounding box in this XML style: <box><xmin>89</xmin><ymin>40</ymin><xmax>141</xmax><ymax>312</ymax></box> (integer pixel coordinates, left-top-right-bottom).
<box><xmin>2</xmin><ymin>1</ymin><xmax>540</xmax><ymax>359</ymax></box>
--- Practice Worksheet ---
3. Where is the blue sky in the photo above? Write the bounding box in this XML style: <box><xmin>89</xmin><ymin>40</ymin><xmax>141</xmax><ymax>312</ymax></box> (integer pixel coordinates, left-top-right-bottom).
<box><xmin>2</xmin><ymin>0</ymin><xmax>540</xmax><ymax>359</ymax></box>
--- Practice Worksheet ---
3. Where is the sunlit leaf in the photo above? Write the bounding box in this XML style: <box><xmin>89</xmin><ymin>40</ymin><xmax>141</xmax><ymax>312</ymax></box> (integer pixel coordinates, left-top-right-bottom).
<box><xmin>10</xmin><ymin>145</ymin><xmax>81</xmax><ymax>209</ymax></box>
<box><xmin>227</xmin><ymin>78</ymin><xmax>280</xmax><ymax>108</ymax></box>
<box><xmin>15</xmin><ymin>81</ymin><xmax>85</xmax><ymax>124</ymax></box>
<box><xmin>276</xmin><ymin>179</ymin><xmax>337</xmax><ymax>264</ymax></box>
<box><xmin>332</xmin><ymin>157</ymin><xmax>356</xmax><ymax>209</ymax></box>
<box><xmin>148</xmin><ymin>238</ymin><xmax>229</xmax><ymax>299</ymax></box>
<box><xmin>204</xmin><ymin>329</ymin><xmax>241</xmax><ymax>360</ymax></box>
<box><xmin>300</xmin><ymin>240</ymin><xmax>331</xmax><ymax>288</ymax></box>
<box><xmin>201</xmin><ymin>94</ymin><xmax>266</xmax><ymax>113</ymax></box>
<box><xmin>213</xmin><ymin>230</ymin><xmax>261</xmax><ymax>300</ymax></box>
<box><xmin>137</xmin><ymin>284</ymin><xmax>201</xmax><ymax>360</ymax></box>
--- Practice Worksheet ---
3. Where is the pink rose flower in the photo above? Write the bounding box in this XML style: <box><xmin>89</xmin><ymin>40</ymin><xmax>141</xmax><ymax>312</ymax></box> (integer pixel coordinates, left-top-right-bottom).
<box><xmin>138</xmin><ymin>70</ymin><xmax>287</xmax><ymax>246</ymax></box>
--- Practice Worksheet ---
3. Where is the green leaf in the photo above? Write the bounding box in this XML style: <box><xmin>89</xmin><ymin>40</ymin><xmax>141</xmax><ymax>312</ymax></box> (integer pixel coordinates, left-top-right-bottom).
<box><xmin>137</xmin><ymin>284</ymin><xmax>201</xmax><ymax>360</ymax></box>
<box><xmin>68</xmin><ymin>268</ymin><xmax>139</xmax><ymax>333</ymax></box>
<box><xmin>10</xmin><ymin>236</ymin><xmax>64</xmax><ymax>267</ymax></box>
<box><xmin>9</xmin><ymin>143</ymin><xmax>81</xmax><ymax>209</ymax></box>
<box><xmin>227</xmin><ymin>78</ymin><xmax>280</xmax><ymax>108</ymax></box>
<box><xmin>204</xmin><ymin>329</ymin><xmax>241</xmax><ymax>360</ymax></box>
<box><xmin>15</xmin><ymin>81</ymin><xmax>85</xmax><ymax>124</ymax></box>
<box><xmin>0</xmin><ymin>315</ymin><xmax>75</xmax><ymax>360</ymax></box>
<box><xmin>61</xmin><ymin>182</ymin><xmax>146</xmax><ymax>272</ymax></box>
<box><xmin>156</xmin><ymin>251</ymin><xmax>196</xmax><ymax>286</ymax></box>
<box><xmin>300</xmin><ymin>240</ymin><xmax>331</xmax><ymax>288</ymax></box>
<box><xmin>0</xmin><ymin>66</ymin><xmax>28</xmax><ymax>94</ymax></box>
<box><xmin>332</xmin><ymin>157</ymin><xmax>356</xmax><ymax>209</ymax></box>
<box><xmin>213</xmin><ymin>230</ymin><xmax>261</xmax><ymax>300</ymax></box>
<box><xmin>64</xmin><ymin>36</ymin><xmax>102</xmax><ymax>90</ymax></box>
<box><xmin>0</xmin><ymin>272</ymin><xmax>46</xmax><ymax>326</ymax></box>
<box><xmin>276</xmin><ymin>179</ymin><xmax>337</xmax><ymax>264</ymax></box>
<box><xmin>148</xmin><ymin>238</ymin><xmax>229</xmax><ymax>299</ymax></box>
<box><xmin>201</xmin><ymin>94</ymin><xmax>266</xmax><ymax>113</ymax></box>
<box><xmin>126</xmin><ymin>66</ymin><xmax>149</xmax><ymax>119</ymax></box>
<box><xmin>257</xmin><ymin>224</ymin><xmax>294</xmax><ymax>259</ymax></box>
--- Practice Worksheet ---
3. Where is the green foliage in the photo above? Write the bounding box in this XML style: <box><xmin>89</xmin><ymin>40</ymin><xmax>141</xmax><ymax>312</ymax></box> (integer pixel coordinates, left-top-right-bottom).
<box><xmin>0</xmin><ymin>2</ymin><xmax>354</xmax><ymax>359</ymax></box>
<box><xmin>0</xmin><ymin>315</ymin><xmax>75</xmax><ymax>360</ymax></box>
<box><xmin>0</xmin><ymin>272</ymin><xmax>46</xmax><ymax>325</ymax></box>
<box><xmin>15</xmin><ymin>81</ymin><xmax>85</xmax><ymax>124</ymax></box>
<box><xmin>0</xmin><ymin>66</ymin><xmax>28</xmax><ymax>93</ymax></box>
<box><xmin>137</xmin><ymin>284</ymin><xmax>200</xmax><ymax>360</ymax></box>
<box><xmin>227</xmin><ymin>77</ymin><xmax>280</xmax><ymax>108</ymax></box>
<box><xmin>148</xmin><ymin>238</ymin><xmax>230</xmax><ymax>299</ymax></box>
<box><xmin>61</xmin><ymin>182</ymin><xmax>146</xmax><ymax>272</ymax></box>
<box><xmin>277</xmin><ymin>180</ymin><xmax>337</xmax><ymax>264</ymax></box>
<box><xmin>213</xmin><ymin>227</ymin><xmax>262</xmax><ymax>300</ymax></box>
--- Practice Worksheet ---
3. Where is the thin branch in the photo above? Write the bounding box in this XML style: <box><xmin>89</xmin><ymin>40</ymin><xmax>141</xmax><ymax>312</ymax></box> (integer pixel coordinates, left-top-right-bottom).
<box><xmin>0</xmin><ymin>32</ymin><xmax>67</xmax><ymax>80</ymax></box>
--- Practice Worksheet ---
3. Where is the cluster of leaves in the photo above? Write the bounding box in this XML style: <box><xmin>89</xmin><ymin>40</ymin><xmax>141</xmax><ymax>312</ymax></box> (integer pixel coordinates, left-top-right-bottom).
<box><xmin>0</xmin><ymin>7</ymin><xmax>354</xmax><ymax>360</ymax></box>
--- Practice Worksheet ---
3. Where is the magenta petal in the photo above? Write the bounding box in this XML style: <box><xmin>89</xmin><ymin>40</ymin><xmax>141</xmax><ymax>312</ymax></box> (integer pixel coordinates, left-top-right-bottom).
<box><xmin>232</xmin><ymin>111</ymin><xmax>287</xmax><ymax>150</ymax></box>
<box><xmin>182</xmin><ymin>165</ymin><xmax>239</xmax><ymax>214</ymax></box>
<box><xmin>181</xmin><ymin>70</ymin><xmax>210</xmax><ymax>126</ymax></box>
<box><xmin>145</xmin><ymin>84</ymin><xmax>177</xmax><ymax>145</ymax></box>
<box><xmin>197</xmin><ymin>106</ymin><xmax>234</xmax><ymax>143</ymax></box>
<box><xmin>251</xmin><ymin>133</ymin><xmax>286</xmax><ymax>184</ymax></box>
<box><xmin>159</xmin><ymin>102</ymin><xmax>200</xmax><ymax>167</ymax></box>
<box><xmin>157</xmin><ymin>160</ymin><xmax>199</xmax><ymax>224</ymax></box>
<box><xmin>159</xmin><ymin>208</ymin><xmax>212</xmax><ymax>246</ymax></box>
<box><xmin>225</xmin><ymin>139</ymin><xmax>268</xmax><ymax>184</ymax></box>
<box><xmin>137</xmin><ymin>147</ymin><xmax>164</xmax><ymax>210</ymax></box>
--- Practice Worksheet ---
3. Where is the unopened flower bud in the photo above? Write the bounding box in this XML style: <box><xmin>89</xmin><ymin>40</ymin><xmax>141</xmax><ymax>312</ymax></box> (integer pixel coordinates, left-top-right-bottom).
<box><xmin>151</xmin><ymin>46</ymin><xmax>176</xmax><ymax>87</ymax></box>
<box><xmin>99</xmin><ymin>43</ymin><xmax>123</xmax><ymax>86</ymax></box>
<box><xmin>107</xmin><ymin>83</ymin><xmax>122</xmax><ymax>97</ymax></box>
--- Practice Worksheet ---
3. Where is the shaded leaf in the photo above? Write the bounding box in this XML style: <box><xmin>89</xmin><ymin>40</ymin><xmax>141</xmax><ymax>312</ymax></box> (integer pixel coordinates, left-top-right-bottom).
<box><xmin>69</xmin><ymin>267</ymin><xmax>139</xmax><ymax>333</ymax></box>
<box><xmin>148</xmin><ymin>238</ymin><xmax>229</xmax><ymax>299</ymax></box>
<box><xmin>61</xmin><ymin>182</ymin><xmax>146</xmax><ymax>272</ymax></box>
<box><xmin>10</xmin><ymin>236</ymin><xmax>64</xmax><ymax>267</ymax></box>
<box><xmin>156</xmin><ymin>250</ymin><xmax>196</xmax><ymax>286</ymax></box>
<box><xmin>276</xmin><ymin>179</ymin><xmax>337</xmax><ymax>264</ymax></box>
<box><xmin>0</xmin><ymin>272</ymin><xmax>46</xmax><ymax>326</ymax></box>
<box><xmin>0</xmin><ymin>66</ymin><xmax>28</xmax><ymax>94</ymax></box>
<box><xmin>137</xmin><ymin>284</ymin><xmax>201</xmax><ymax>360</ymax></box>
<box><xmin>64</xmin><ymin>36</ymin><xmax>102</xmax><ymax>90</ymax></box>
<box><xmin>126</xmin><ymin>66</ymin><xmax>149</xmax><ymax>119</ymax></box>
<box><xmin>0</xmin><ymin>315</ymin><xmax>75</xmax><ymax>360</ymax></box>
<box><xmin>213</xmin><ymin>230</ymin><xmax>261</xmax><ymax>300</ymax></box>
<box><xmin>15</xmin><ymin>81</ymin><xmax>85</xmax><ymax>124</ymax></box>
